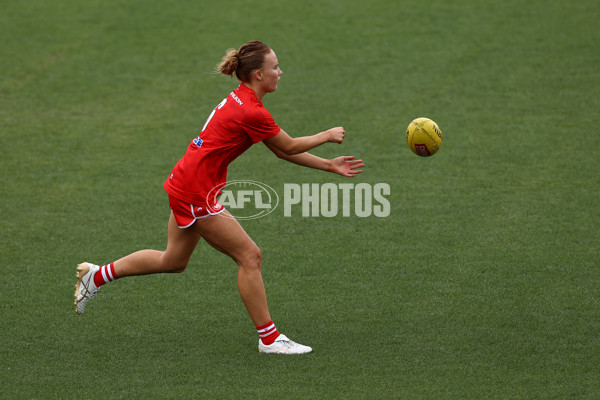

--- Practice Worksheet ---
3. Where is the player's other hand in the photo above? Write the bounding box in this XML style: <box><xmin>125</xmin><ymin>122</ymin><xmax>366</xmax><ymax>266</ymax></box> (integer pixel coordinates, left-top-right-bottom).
<box><xmin>327</xmin><ymin>127</ymin><xmax>346</xmax><ymax>144</ymax></box>
<box><xmin>331</xmin><ymin>156</ymin><xmax>364</xmax><ymax>177</ymax></box>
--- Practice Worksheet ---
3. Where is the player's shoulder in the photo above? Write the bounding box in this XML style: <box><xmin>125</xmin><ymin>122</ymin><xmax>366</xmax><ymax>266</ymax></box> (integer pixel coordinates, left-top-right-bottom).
<box><xmin>232</xmin><ymin>89</ymin><xmax>270</xmax><ymax>116</ymax></box>
<box><xmin>243</xmin><ymin>103</ymin><xmax>274</xmax><ymax>126</ymax></box>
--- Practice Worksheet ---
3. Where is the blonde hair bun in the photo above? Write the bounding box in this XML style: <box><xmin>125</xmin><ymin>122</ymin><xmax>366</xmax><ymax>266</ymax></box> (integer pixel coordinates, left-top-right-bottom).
<box><xmin>218</xmin><ymin>48</ymin><xmax>239</xmax><ymax>76</ymax></box>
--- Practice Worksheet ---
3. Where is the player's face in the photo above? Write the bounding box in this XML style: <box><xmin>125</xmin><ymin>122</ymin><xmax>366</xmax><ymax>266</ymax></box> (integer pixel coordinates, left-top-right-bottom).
<box><xmin>260</xmin><ymin>50</ymin><xmax>282</xmax><ymax>93</ymax></box>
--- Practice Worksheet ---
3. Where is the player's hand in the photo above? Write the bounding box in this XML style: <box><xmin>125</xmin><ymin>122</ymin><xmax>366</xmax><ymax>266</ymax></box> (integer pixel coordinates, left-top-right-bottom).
<box><xmin>327</xmin><ymin>127</ymin><xmax>346</xmax><ymax>144</ymax></box>
<box><xmin>330</xmin><ymin>156</ymin><xmax>364</xmax><ymax>177</ymax></box>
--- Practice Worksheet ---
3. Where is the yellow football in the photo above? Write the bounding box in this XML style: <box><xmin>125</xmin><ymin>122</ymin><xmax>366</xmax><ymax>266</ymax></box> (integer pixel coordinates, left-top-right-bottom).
<box><xmin>406</xmin><ymin>117</ymin><xmax>443</xmax><ymax>157</ymax></box>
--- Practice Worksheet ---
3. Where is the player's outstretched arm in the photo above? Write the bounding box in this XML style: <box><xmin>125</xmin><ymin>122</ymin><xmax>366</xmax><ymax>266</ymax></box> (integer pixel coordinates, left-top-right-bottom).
<box><xmin>264</xmin><ymin>141</ymin><xmax>363</xmax><ymax>177</ymax></box>
<box><xmin>264</xmin><ymin>127</ymin><xmax>345</xmax><ymax>156</ymax></box>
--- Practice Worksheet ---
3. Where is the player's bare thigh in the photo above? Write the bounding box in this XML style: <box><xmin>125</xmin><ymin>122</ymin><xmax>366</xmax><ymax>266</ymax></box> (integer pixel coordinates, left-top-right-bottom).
<box><xmin>191</xmin><ymin>210</ymin><xmax>260</xmax><ymax>267</ymax></box>
<box><xmin>163</xmin><ymin>213</ymin><xmax>202</xmax><ymax>271</ymax></box>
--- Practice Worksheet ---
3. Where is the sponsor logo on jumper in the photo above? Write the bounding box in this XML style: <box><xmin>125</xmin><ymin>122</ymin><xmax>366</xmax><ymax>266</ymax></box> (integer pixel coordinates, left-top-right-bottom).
<box><xmin>231</xmin><ymin>92</ymin><xmax>243</xmax><ymax>105</ymax></box>
<box><xmin>193</xmin><ymin>136</ymin><xmax>203</xmax><ymax>147</ymax></box>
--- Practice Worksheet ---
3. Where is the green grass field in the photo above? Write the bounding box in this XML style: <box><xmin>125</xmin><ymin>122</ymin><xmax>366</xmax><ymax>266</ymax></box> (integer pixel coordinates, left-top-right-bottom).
<box><xmin>1</xmin><ymin>0</ymin><xmax>599</xmax><ymax>398</ymax></box>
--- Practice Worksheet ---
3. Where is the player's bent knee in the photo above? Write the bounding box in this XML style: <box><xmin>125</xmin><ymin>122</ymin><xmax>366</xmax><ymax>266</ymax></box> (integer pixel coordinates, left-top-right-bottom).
<box><xmin>238</xmin><ymin>246</ymin><xmax>262</xmax><ymax>271</ymax></box>
<box><xmin>164</xmin><ymin>263</ymin><xmax>188</xmax><ymax>273</ymax></box>
<box><xmin>170</xmin><ymin>265</ymin><xmax>187</xmax><ymax>273</ymax></box>
<box><xmin>159</xmin><ymin>256</ymin><xmax>189</xmax><ymax>273</ymax></box>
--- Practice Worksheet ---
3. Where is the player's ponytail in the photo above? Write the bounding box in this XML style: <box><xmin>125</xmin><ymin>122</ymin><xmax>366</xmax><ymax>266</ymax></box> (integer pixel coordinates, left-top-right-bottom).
<box><xmin>217</xmin><ymin>41</ymin><xmax>271</xmax><ymax>83</ymax></box>
<box><xmin>218</xmin><ymin>48</ymin><xmax>239</xmax><ymax>77</ymax></box>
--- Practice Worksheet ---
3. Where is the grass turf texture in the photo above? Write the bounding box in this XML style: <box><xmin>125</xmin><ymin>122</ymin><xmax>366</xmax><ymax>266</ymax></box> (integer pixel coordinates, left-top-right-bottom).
<box><xmin>1</xmin><ymin>0</ymin><xmax>599</xmax><ymax>398</ymax></box>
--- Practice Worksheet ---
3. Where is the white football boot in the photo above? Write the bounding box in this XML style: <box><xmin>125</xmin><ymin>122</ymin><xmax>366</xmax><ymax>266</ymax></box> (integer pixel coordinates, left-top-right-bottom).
<box><xmin>258</xmin><ymin>334</ymin><xmax>312</xmax><ymax>354</ymax></box>
<box><xmin>74</xmin><ymin>262</ymin><xmax>100</xmax><ymax>315</ymax></box>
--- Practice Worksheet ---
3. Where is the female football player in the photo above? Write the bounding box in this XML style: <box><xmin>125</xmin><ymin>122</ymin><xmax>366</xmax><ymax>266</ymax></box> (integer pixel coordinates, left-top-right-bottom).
<box><xmin>74</xmin><ymin>40</ymin><xmax>363</xmax><ymax>354</ymax></box>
